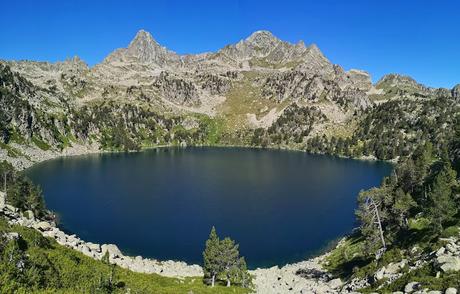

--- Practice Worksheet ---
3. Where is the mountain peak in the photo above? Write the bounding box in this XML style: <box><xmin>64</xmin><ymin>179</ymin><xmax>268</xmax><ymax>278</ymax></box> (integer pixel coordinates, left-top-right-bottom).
<box><xmin>244</xmin><ymin>30</ymin><xmax>281</xmax><ymax>48</ymax></box>
<box><xmin>129</xmin><ymin>29</ymin><xmax>157</xmax><ymax>47</ymax></box>
<box><xmin>246</xmin><ymin>30</ymin><xmax>277</xmax><ymax>40</ymax></box>
<box><xmin>104</xmin><ymin>29</ymin><xmax>179</xmax><ymax>66</ymax></box>
<box><xmin>126</xmin><ymin>29</ymin><xmax>166</xmax><ymax>63</ymax></box>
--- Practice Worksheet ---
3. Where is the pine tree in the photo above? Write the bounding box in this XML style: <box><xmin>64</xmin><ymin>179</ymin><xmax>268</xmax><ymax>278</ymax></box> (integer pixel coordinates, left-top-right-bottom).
<box><xmin>202</xmin><ymin>227</ymin><xmax>251</xmax><ymax>287</ymax></box>
<box><xmin>219</xmin><ymin>237</ymin><xmax>240</xmax><ymax>287</ymax></box>
<box><xmin>428</xmin><ymin>162</ymin><xmax>457</xmax><ymax>232</ymax></box>
<box><xmin>356</xmin><ymin>187</ymin><xmax>388</xmax><ymax>256</ymax></box>
<box><xmin>203</xmin><ymin>226</ymin><xmax>220</xmax><ymax>287</ymax></box>
<box><xmin>392</xmin><ymin>188</ymin><xmax>416</xmax><ymax>229</ymax></box>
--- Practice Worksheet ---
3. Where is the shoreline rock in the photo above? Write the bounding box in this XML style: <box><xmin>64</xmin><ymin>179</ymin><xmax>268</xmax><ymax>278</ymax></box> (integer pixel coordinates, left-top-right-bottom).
<box><xmin>1</xmin><ymin>205</ymin><xmax>203</xmax><ymax>278</ymax></box>
<box><xmin>1</xmin><ymin>203</ymin><xmax>354</xmax><ymax>292</ymax></box>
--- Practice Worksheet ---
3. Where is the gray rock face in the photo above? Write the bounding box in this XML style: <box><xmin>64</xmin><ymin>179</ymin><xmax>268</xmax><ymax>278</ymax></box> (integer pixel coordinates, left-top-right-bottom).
<box><xmin>153</xmin><ymin>71</ymin><xmax>200</xmax><ymax>105</ymax></box>
<box><xmin>452</xmin><ymin>84</ymin><xmax>460</xmax><ymax>100</ymax></box>
<box><xmin>104</xmin><ymin>29</ymin><xmax>180</xmax><ymax>67</ymax></box>
<box><xmin>4</xmin><ymin>29</ymin><xmax>377</xmax><ymax>117</ymax></box>
<box><xmin>217</xmin><ymin>30</ymin><xmax>315</xmax><ymax>66</ymax></box>
<box><xmin>375</xmin><ymin>73</ymin><xmax>456</xmax><ymax>100</ymax></box>
<box><xmin>258</xmin><ymin>68</ymin><xmax>372</xmax><ymax>109</ymax></box>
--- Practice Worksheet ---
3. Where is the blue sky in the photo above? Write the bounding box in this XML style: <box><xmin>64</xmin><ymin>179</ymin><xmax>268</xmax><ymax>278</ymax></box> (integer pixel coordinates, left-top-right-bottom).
<box><xmin>1</xmin><ymin>0</ymin><xmax>459</xmax><ymax>88</ymax></box>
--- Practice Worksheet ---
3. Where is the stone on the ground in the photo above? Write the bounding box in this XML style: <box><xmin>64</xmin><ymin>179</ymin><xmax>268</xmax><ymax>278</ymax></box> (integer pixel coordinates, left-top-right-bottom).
<box><xmin>24</xmin><ymin>210</ymin><xmax>34</xmax><ymax>220</ymax></box>
<box><xmin>437</xmin><ymin>256</ymin><xmax>460</xmax><ymax>272</ymax></box>
<box><xmin>375</xmin><ymin>266</ymin><xmax>386</xmax><ymax>280</ymax></box>
<box><xmin>86</xmin><ymin>242</ymin><xmax>101</xmax><ymax>252</ymax></box>
<box><xmin>34</xmin><ymin>221</ymin><xmax>52</xmax><ymax>231</ymax></box>
<box><xmin>328</xmin><ymin>278</ymin><xmax>342</xmax><ymax>289</ymax></box>
<box><xmin>405</xmin><ymin>281</ymin><xmax>421</xmax><ymax>293</ymax></box>
<box><xmin>101</xmin><ymin>244</ymin><xmax>122</xmax><ymax>258</ymax></box>
<box><xmin>436</xmin><ymin>247</ymin><xmax>446</xmax><ymax>257</ymax></box>
<box><xmin>5</xmin><ymin>204</ymin><xmax>17</xmax><ymax>212</ymax></box>
<box><xmin>4</xmin><ymin>232</ymin><xmax>19</xmax><ymax>240</ymax></box>
<box><xmin>445</xmin><ymin>288</ymin><xmax>457</xmax><ymax>294</ymax></box>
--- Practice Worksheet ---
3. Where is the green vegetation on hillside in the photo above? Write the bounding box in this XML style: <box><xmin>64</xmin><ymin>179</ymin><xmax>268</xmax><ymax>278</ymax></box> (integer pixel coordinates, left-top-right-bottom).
<box><xmin>306</xmin><ymin>96</ymin><xmax>459</xmax><ymax>160</ymax></box>
<box><xmin>323</xmin><ymin>121</ymin><xmax>460</xmax><ymax>292</ymax></box>
<box><xmin>0</xmin><ymin>219</ymin><xmax>249</xmax><ymax>294</ymax></box>
<box><xmin>0</xmin><ymin>161</ymin><xmax>47</xmax><ymax>218</ymax></box>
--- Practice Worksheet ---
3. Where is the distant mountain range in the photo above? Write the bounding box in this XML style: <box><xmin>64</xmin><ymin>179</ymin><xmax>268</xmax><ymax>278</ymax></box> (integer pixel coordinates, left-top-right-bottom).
<box><xmin>0</xmin><ymin>30</ymin><xmax>459</xmax><ymax>168</ymax></box>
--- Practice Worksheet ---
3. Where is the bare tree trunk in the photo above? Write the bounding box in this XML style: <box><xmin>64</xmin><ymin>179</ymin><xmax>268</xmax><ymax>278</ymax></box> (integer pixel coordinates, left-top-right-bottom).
<box><xmin>226</xmin><ymin>277</ymin><xmax>231</xmax><ymax>287</ymax></box>
<box><xmin>211</xmin><ymin>274</ymin><xmax>215</xmax><ymax>287</ymax></box>
<box><xmin>3</xmin><ymin>172</ymin><xmax>6</xmax><ymax>193</ymax></box>
<box><xmin>369</xmin><ymin>198</ymin><xmax>386</xmax><ymax>249</ymax></box>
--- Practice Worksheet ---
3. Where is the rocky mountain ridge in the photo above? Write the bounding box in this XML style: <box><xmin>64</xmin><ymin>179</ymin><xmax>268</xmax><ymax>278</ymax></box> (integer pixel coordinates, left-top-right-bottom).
<box><xmin>1</xmin><ymin>29</ymin><xmax>459</xmax><ymax>169</ymax></box>
<box><xmin>4</xmin><ymin>30</ymin><xmax>374</xmax><ymax>111</ymax></box>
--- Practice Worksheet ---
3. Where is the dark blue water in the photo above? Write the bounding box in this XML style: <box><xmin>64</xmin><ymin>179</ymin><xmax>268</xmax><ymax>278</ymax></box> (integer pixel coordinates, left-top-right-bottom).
<box><xmin>25</xmin><ymin>147</ymin><xmax>392</xmax><ymax>268</ymax></box>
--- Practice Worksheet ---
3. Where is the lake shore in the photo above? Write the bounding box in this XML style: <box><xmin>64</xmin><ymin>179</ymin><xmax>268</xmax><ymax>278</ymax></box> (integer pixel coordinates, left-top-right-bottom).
<box><xmin>1</xmin><ymin>203</ymin><xmax>351</xmax><ymax>293</ymax></box>
<box><xmin>1</xmin><ymin>143</ymin><xmax>374</xmax><ymax>293</ymax></box>
<box><xmin>3</xmin><ymin>139</ymin><xmax>393</xmax><ymax>172</ymax></box>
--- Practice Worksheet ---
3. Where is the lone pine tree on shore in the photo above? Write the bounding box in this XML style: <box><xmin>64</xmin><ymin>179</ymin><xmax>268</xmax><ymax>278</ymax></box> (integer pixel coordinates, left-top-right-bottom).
<box><xmin>202</xmin><ymin>226</ymin><xmax>251</xmax><ymax>288</ymax></box>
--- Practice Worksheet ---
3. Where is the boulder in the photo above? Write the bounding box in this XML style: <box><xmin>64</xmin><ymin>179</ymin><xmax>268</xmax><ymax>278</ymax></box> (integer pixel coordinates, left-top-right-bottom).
<box><xmin>80</xmin><ymin>245</ymin><xmax>94</xmax><ymax>257</ymax></box>
<box><xmin>4</xmin><ymin>232</ymin><xmax>19</xmax><ymax>240</ymax></box>
<box><xmin>405</xmin><ymin>282</ymin><xmax>421</xmax><ymax>293</ymax></box>
<box><xmin>328</xmin><ymin>278</ymin><xmax>342</xmax><ymax>289</ymax></box>
<box><xmin>446</xmin><ymin>243</ymin><xmax>459</xmax><ymax>254</ymax></box>
<box><xmin>386</xmin><ymin>262</ymin><xmax>402</xmax><ymax>275</ymax></box>
<box><xmin>375</xmin><ymin>266</ymin><xmax>386</xmax><ymax>280</ymax></box>
<box><xmin>66</xmin><ymin>235</ymin><xmax>81</xmax><ymax>248</ymax></box>
<box><xmin>34</xmin><ymin>221</ymin><xmax>52</xmax><ymax>231</ymax></box>
<box><xmin>86</xmin><ymin>242</ymin><xmax>101</xmax><ymax>252</ymax></box>
<box><xmin>445</xmin><ymin>288</ymin><xmax>458</xmax><ymax>294</ymax></box>
<box><xmin>5</xmin><ymin>204</ymin><xmax>17</xmax><ymax>213</ymax></box>
<box><xmin>24</xmin><ymin>210</ymin><xmax>34</xmax><ymax>220</ymax></box>
<box><xmin>101</xmin><ymin>244</ymin><xmax>122</xmax><ymax>258</ymax></box>
<box><xmin>427</xmin><ymin>291</ymin><xmax>442</xmax><ymax>294</ymax></box>
<box><xmin>438</xmin><ymin>256</ymin><xmax>460</xmax><ymax>272</ymax></box>
<box><xmin>436</xmin><ymin>247</ymin><xmax>446</xmax><ymax>257</ymax></box>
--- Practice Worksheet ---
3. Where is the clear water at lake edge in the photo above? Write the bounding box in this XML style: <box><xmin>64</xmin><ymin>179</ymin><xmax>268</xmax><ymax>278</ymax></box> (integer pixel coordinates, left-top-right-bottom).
<box><xmin>26</xmin><ymin>147</ymin><xmax>392</xmax><ymax>268</ymax></box>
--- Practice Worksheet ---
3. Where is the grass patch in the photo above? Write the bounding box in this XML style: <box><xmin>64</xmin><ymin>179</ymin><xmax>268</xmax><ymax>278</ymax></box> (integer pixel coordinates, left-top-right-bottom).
<box><xmin>0</xmin><ymin>220</ymin><xmax>251</xmax><ymax>294</ymax></box>
<box><xmin>32</xmin><ymin>136</ymin><xmax>51</xmax><ymax>151</ymax></box>
<box><xmin>218</xmin><ymin>71</ymin><xmax>288</xmax><ymax>131</ymax></box>
<box><xmin>324</xmin><ymin>234</ymin><xmax>370</xmax><ymax>279</ymax></box>
<box><xmin>441</xmin><ymin>226</ymin><xmax>460</xmax><ymax>238</ymax></box>
<box><xmin>408</xmin><ymin>217</ymin><xmax>431</xmax><ymax>231</ymax></box>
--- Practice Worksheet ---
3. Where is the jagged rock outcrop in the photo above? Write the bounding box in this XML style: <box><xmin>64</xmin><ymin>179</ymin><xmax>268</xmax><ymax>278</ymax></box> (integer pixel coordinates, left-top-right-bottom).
<box><xmin>2</xmin><ymin>29</ymin><xmax>457</xmax><ymax>166</ymax></box>
<box><xmin>375</xmin><ymin>73</ymin><xmax>456</xmax><ymax>100</ymax></box>
<box><xmin>152</xmin><ymin>71</ymin><xmax>200</xmax><ymax>105</ymax></box>
<box><xmin>258</xmin><ymin>68</ymin><xmax>372</xmax><ymax>109</ymax></box>
<box><xmin>217</xmin><ymin>31</ymin><xmax>331</xmax><ymax>71</ymax></box>
<box><xmin>104</xmin><ymin>29</ymin><xmax>180</xmax><ymax>67</ymax></box>
<box><xmin>197</xmin><ymin>72</ymin><xmax>235</xmax><ymax>95</ymax></box>
<box><xmin>3</xmin><ymin>29</ymin><xmax>376</xmax><ymax>114</ymax></box>
<box><xmin>452</xmin><ymin>84</ymin><xmax>460</xmax><ymax>100</ymax></box>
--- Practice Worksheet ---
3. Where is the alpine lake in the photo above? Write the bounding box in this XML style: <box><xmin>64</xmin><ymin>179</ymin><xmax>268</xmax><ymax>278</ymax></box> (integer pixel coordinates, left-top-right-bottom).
<box><xmin>26</xmin><ymin>147</ymin><xmax>392</xmax><ymax>268</ymax></box>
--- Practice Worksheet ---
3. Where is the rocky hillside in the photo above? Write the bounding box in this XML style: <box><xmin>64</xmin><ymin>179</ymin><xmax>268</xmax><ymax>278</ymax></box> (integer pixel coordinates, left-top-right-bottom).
<box><xmin>1</xmin><ymin>29</ymin><xmax>459</xmax><ymax>169</ymax></box>
<box><xmin>1</xmin><ymin>30</ymin><xmax>460</xmax><ymax>293</ymax></box>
